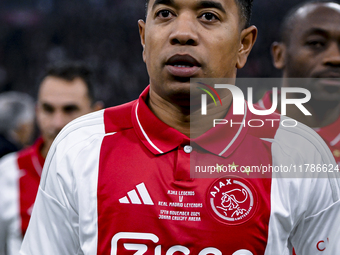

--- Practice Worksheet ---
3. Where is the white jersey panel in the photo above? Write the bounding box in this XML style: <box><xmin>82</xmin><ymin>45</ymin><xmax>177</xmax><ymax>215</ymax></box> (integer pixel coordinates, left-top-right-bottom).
<box><xmin>20</xmin><ymin>110</ymin><xmax>106</xmax><ymax>255</ymax></box>
<box><xmin>265</xmin><ymin>116</ymin><xmax>340</xmax><ymax>254</ymax></box>
<box><xmin>325</xmin><ymin>204</ymin><xmax>340</xmax><ymax>254</ymax></box>
<box><xmin>0</xmin><ymin>153</ymin><xmax>21</xmax><ymax>255</ymax></box>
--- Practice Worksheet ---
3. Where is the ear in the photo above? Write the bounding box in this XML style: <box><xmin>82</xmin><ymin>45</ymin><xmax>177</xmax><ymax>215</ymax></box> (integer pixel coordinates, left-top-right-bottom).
<box><xmin>138</xmin><ymin>19</ymin><xmax>146</xmax><ymax>63</ymax></box>
<box><xmin>236</xmin><ymin>25</ymin><xmax>258</xmax><ymax>69</ymax></box>
<box><xmin>271</xmin><ymin>42</ymin><xmax>286</xmax><ymax>69</ymax></box>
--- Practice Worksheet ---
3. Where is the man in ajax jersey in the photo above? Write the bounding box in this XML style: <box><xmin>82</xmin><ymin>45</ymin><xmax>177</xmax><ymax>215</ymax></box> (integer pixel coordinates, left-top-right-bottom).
<box><xmin>21</xmin><ymin>0</ymin><xmax>340</xmax><ymax>254</ymax></box>
<box><xmin>257</xmin><ymin>1</ymin><xmax>340</xmax><ymax>165</ymax></box>
<box><xmin>0</xmin><ymin>61</ymin><xmax>103</xmax><ymax>255</ymax></box>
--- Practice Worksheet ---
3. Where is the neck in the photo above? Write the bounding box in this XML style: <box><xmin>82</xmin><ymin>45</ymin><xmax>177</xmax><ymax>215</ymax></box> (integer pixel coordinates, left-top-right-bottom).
<box><xmin>147</xmin><ymin>89</ymin><xmax>232</xmax><ymax>138</ymax></box>
<box><xmin>40</xmin><ymin>141</ymin><xmax>50</xmax><ymax>159</ymax></box>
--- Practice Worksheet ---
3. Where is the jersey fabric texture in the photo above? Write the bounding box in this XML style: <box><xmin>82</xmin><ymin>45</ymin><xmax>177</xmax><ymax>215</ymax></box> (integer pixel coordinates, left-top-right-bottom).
<box><xmin>0</xmin><ymin>138</ymin><xmax>44</xmax><ymax>255</ymax></box>
<box><xmin>20</xmin><ymin>86</ymin><xmax>340</xmax><ymax>255</ymax></box>
<box><xmin>258</xmin><ymin>90</ymin><xmax>340</xmax><ymax>165</ymax></box>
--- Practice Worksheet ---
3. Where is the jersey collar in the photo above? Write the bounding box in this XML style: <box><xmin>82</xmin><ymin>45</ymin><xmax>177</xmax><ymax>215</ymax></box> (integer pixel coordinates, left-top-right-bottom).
<box><xmin>192</xmin><ymin>101</ymin><xmax>250</xmax><ymax>158</ymax></box>
<box><xmin>132</xmin><ymin>86</ymin><xmax>251</xmax><ymax>158</ymax></box>
<box><xmin>132</xmin><ymin>87</ymin><xmax>188</xmax><ymax>155</ymax></box>
<box><xmin>32</xmin><ymin>137</ymin><xmax>45</xmax><ymax>176</ymax></box>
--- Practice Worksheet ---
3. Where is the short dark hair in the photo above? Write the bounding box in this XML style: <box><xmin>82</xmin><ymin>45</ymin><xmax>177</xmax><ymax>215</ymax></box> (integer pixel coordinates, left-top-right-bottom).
<box><xmin>145</xmin><ymin>0</ymin><xmax>254</xmax><ymax>28</ymax></box>
<box><xmin>280</xmin><ymin>0</ymin><xmax>340</xmax><ymax>44</ymax></box>
<box><xmin>41</xmin><ymin>61</ymin><xmax>97</xmax><ymax>104</ymax></box>
<box><xmin>235</xmin><ymin>0</ymin><xmax>254</xmax><ymax>28</ymax></box>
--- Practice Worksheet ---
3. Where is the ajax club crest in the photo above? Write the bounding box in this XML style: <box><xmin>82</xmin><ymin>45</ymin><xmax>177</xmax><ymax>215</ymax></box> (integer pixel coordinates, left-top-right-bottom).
<box><xmin>207</xmin><ymin>177</ymin><xmax>258</xmax><ymax>225</ymax></box>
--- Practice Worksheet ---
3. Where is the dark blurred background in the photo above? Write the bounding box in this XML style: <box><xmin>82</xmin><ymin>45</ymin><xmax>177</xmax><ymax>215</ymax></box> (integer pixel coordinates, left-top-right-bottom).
<box><xmin>0</xmin><ymin>0</ymin><xmax>312</xmax><ymax>106</ymax></box>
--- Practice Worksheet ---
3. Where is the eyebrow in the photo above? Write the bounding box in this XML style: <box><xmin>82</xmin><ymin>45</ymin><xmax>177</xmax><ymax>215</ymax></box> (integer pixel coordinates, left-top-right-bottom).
<box><xmin>63</xmin><ymin>104</ymin><xmax>80</xmax><ymax>111</ymax></box>
<box><xmin>197</xmin><ymin>1</ymin><xmax>226</xmax><ymax>14</ymax></box>
<box><xmin>303</xmin><ymin>28</ymin><xmax>329</xmax><ymax>38</ymax></box>
<box><xmin>42</xmin><ymin>103</ymin><xmax>54</xmax><ymax>111</ymax></box>
<box><xmin>152</xmin><ymin>0</ymin><xmax>175</xmax><ymax>11</ymax></box>
<box><xmin>152</xmin><ymin>0</ymin><xmax>226</xmax><ymax>14</ymax></box>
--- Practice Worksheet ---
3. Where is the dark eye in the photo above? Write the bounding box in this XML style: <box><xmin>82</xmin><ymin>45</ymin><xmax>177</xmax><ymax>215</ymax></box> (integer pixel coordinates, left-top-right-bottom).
<box><xmin>156</xmin><ymin>10</ymin><xmax>173</xmax><ymax>19</ymax></box>
<box><xmin>42</xmin><ymin>103</ymin><xmax>54</xmax><ymax>114</ymax></box>
<box><xmin>63</xmin><ymin>105</ymin><xmax>80</xmax><ymax>114</ymax></box>
<box><xmin>200</xmin><ymin>12</ymin><xmax>219</xmax><ymax>21</ymax></box>
<box><xmin>306</xmin><ymin>40</ymin><xmax>325</xmax><ymax>49</ymax></box>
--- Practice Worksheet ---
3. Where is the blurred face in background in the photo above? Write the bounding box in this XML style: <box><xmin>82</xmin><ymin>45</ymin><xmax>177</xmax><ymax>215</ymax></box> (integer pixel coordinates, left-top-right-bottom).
<box><xmin>36</xmin><ymin>76</ymin><xmax>96</xmax><ymax>155</ymax></box>
<box><xmin>273</xmin><ymin>3</ymin><xmax>340</xmax><ymax>101</ymax></box>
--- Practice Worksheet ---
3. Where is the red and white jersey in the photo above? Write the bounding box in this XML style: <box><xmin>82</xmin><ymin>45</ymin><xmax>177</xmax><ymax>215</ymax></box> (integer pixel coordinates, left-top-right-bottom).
<box><xmin>0</xmin><ymin>139</ymin><xmax>44</xmax><ymax>255</ymax></box>
<box><xmin>258</xmin><ymin>91</ymin><xmax>340</xmax><ymax>165</ymax></box>
<box><xmin>20</xmin><ymin>87</ymin><xmax>340</xmax><ymax>255</ymax></box>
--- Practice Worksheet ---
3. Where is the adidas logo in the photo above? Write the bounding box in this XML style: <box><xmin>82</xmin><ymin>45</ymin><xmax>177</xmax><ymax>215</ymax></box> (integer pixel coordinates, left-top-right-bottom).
<box><xmin>119</xmin><ymin>182</ymin><xmax>154</xmax><ymax>205</ymax></box>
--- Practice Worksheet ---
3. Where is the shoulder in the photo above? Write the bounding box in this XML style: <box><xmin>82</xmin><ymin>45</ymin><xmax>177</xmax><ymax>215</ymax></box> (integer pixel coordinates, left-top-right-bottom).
<box><xmin>0</xmin><ymin>152</ymin><xmax>19</xmax><ymax>175</ymax></box>
<box><xmin>248</xmin><ymin>101</ymin><xmax>332</xmax><ymax>161</ymax></box>
<box><xmin>44</xmin><ymin>110</ymin><xmax>106</xmax><ymax>164</ymax></box>
<box><xmin>38</xmin><ymin>110</ymin><xmax>106</xmax><ymax>193</ymax></box>
<box><xmin>14</xmin><ymin>142</ymin><xmax>38</xmax><ymax>161</ymax></box>
<box><xmin>56</xmin><ymin>109</ymin><xmax>106</xmax><ymax>142</ymax></box>
<box><xmin>269</xmin><ymin>116</ymin><xmax>340</xmax><ymax>205</ymax></box>
<box><xmin>40</xmin><ymin>102</ymin><xmax>136</xmax><ymax>189</ymax></box>
<box><xmin>248</xmin><ymin>111</ymin><xmax>333</xmax><ymax>162</ymax></box>
<box><xmin>273</xmin><ymin>116</ymin><xmax>334</xmax><ymax>164</ymax></box>
<box><xmin>52</xmin><ymin>100</ymin><xmax>136</xmax><ymax>149</ymax></box>
<box><xmin>50</xmin><ymin>100</ymin><xmax>136</xmax><ymax>152</ymax></box>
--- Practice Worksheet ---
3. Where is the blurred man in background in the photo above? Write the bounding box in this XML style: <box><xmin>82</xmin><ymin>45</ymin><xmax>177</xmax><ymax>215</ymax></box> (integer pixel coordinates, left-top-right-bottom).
<box><xmin>0</xmin><ymin>92</ymin><xmax>35</xmax><ymax>158</ymax></box>
<box><xmin>0</xmin><ymin>61</ymin><xmax>103</xmax><ymax>255</ymax></box>
<box><xmin>257</xmin><ymin>3</ymin><xmax>340</xmax><ymax>253</ymax></box>
<box><xmin>257</xmin><ymin>1</ymin><xmax>340</xmax><ymax>166</ymax></box>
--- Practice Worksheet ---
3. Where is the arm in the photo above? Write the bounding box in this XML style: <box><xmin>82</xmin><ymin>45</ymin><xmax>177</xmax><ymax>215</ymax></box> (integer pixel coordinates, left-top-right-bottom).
<box><xmin>20</xmin><ymin>111</ymin><xmax>105</xmax><ymax>255</ymax></box>
<box><xmin>266</xmin><ymin>118</ymin><xmax>340</xmax><ymax>254</ymax></box>
<box><xmin>20</xmin><ymin>145</ymin><xmax>80</xmax><ymax>255</ymax></box>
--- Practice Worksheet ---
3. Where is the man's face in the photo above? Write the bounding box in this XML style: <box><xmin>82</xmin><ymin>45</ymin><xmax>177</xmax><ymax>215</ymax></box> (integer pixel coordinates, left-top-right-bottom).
<box><xmin>36</xmin><ymin>76</ymin><xmax>94</xmax><ymax>148</ymax></box>
<box><xmin>139</xmin><ymin>0</ymin><xmax>256</xmax><ymax>103</ymax></box>
<box><xmin>277</xmin><ymin>3</ymin><xmax>340</xmax><ymax>101</ymax></box>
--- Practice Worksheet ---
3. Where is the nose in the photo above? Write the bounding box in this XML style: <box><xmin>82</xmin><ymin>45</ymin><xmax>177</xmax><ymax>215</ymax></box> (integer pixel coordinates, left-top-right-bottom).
<box><xmin>323</xmin><ymin>42</ymin><xmax>340</xmax><ymax>67</ymax></box>
<box><xmin>52</xmin><ymin>111</ymin><xmax>68</xmax><ymax>131</ymax></box>
<box><xmin>169</xmin><ymin>12</ymin><xmax>199</xmax><ymax>46</ymax></box>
